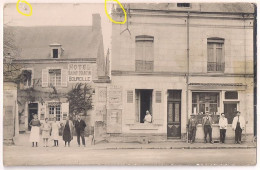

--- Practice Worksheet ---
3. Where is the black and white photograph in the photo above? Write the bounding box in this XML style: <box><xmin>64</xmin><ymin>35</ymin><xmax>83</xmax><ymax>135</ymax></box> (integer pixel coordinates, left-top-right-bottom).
<box><xmin>1</xmin><ymin>0</ymin><xmax>258</xmax><ymax>167</ymax></box>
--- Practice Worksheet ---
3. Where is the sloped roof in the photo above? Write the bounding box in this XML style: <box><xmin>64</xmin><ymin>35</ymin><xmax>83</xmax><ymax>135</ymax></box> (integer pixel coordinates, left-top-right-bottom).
<box><xmin>125</xmin><ymin>3</ymin><xmax>254</xmax><ymax>13</ymax></box>
<box><xmin>5</xmin><ymin>25</ymin><xmax>103</xmax><ymax>60</ymax></box>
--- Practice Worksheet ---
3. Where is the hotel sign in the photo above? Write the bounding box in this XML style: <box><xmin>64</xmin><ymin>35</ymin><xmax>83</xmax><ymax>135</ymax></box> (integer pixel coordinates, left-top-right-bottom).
<box><xmin>68</xmin><ymin>63</ymin><xmax>92</xmax><ymax>83</ymax></box>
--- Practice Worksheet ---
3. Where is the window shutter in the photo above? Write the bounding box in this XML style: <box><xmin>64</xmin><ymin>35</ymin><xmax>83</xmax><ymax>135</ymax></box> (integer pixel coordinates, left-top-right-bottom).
<box><xmin>61</xmin><ymin>102</ymin><xmax>69</xmax><ymax>121</ymax></box>
<box><xmin>125</xmin><ymin>89</ymin><xmax>135</xmax><ymax>124</ymax></box>
<box><xmin>156</xmin><ymin>91</ymin><xmax>162</xmax><ymax>103</ymax></box>
<box><xmin>127</xmin><ymin>90</ymin><xmax>133</xmax><ymax>103</ymax></box>
<box><xmin>153</xmin><ymin>90</ymin><xmax>163</xmax><ymax>125</ymax></box>
<box><xmin>61</xmin><ymin>69</ymin><xmax>68</xmax><ymax>87</ymax></box>
<box><xmin>42</xmin><ymin>69</ymin><xmax>48</xmax><ymax>87</ymax></box>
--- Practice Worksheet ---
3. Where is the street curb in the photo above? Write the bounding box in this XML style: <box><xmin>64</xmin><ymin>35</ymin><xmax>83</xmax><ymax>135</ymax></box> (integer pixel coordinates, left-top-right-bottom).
<box><xmin>96</xmin><ymin>146</ymin><xmax>256</xmax><ymax>150</ymax></box>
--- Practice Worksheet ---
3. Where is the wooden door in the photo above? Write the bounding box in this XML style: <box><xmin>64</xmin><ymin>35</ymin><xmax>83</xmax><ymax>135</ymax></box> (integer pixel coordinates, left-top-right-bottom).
<box><xmin>224</xmin><ymin>103</ymin><xmax>237</xmax><ymax>124</ymax></box>
<box><xmin>167</xmin><ymin>101</ymin><xmax>181</xmax><ymax>138</ymax></box>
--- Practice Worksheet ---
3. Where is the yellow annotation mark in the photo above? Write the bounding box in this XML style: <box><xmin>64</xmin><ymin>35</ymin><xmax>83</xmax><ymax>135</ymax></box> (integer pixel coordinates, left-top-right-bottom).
<box><xmin>16</xmin><ymin>0</ymin><xmax>32</xmax><ymax>16</ymax></box>
<box><xmin>105</xmin><ymin>0</ymin><xmax>126</xmax><ymax>24</ymax></box>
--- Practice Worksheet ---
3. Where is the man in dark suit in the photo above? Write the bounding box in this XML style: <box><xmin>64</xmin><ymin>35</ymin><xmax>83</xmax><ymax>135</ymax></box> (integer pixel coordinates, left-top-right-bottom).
<box><xmin>202</xmin><ymin>112</ymin><xmax>213</xmax><ymax>144</ymax></box>
<box><xmin>75</xmin><ymin>114</ymin><xmax>87</xmax><ymax>147</ymax></box>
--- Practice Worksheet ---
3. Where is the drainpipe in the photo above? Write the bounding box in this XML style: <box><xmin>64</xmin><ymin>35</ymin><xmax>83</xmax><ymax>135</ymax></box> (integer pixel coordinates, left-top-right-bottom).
<box><xmin>253</xmin><ymin>3</ymin><xmax>257</xmax><ymax>137</ymax></box>
<box><xmin>242</xmin><ymin>14</ymin><xmax>247</xmax><ymax>140</ymax></box>
<box><xmin>186</xmin><ymin>12</ymin><xmax>190</xmax><ymax>142</ymax></box>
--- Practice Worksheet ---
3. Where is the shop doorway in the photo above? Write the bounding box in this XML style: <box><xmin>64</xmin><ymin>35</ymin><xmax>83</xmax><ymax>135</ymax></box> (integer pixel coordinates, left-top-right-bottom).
<box><xmin>167</xmin><ymin>90</ymin><xmax>181</xmax><ymax>138</ymax></box>
<box><xmin>28</xmin><ymin>103</ymin><xmax>38</xmax><ymax>131</ymax></box>
<box><xmin>224</xmin><ymin>103</ymin><xmax>237</xmax><ymax>124</ymax></box>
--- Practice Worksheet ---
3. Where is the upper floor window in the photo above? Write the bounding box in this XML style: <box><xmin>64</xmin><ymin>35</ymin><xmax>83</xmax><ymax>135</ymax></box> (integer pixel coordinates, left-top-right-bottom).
<box><xmin>207</xmin><ymin>38</ymin><xmax>225</xmax><ymax>72</ymax></box>
<box><xmin>21</xmin><ymin>69</ymin><xmax>32</xmax><ymax>88</ymax></box>
<box><xmin>135</xmin><ymin>35</ymin><xmax>154</xmax><ymax>72</ymax></box>
<box><xmin>49</xmin><ymin>69</ymin><xmax>61</xmax><ymax>87</ymax></box>
<box><xmin>177</xmin><ymin>3</ymin><xmax>191</xmax><ymax>7</ymax></box>
<box><xmin>49</xmin><ymin>43</ymin><xmax>62</xmax><ymax>59</ymax></box>
<box><xmin>52</xmin><ymin>49</ymin><xmax>59</xmax><ymax>58</ymax></box>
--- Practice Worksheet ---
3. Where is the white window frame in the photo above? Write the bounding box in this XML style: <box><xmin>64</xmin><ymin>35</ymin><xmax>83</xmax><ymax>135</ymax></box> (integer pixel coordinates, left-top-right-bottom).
<box><xmin>48</xmin><ymin>68</ymin><xmax>62</xmax><ymax>87</ymax></box>
<box><xmin>47</xmin><ymin>102</ymin><xmax>62</xmax><ymax>121</ymax></box>
<box><xmin>21</xmin><ymin>68</ymin><xmax>33</xmax><ymax>88</ymax></box>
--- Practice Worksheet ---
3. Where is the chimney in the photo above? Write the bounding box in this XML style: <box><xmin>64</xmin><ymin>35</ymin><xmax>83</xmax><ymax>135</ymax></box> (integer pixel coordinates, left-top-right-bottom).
<box><xmin>92</xmin><ymin>14</ymin><xmax>101</xmax><ymax>31</ymax></box>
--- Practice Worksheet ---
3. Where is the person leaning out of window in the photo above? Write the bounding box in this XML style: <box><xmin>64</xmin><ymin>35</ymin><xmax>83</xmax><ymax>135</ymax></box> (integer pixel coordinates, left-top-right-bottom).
<box><xmin>232</xmin><ymin>111</ymin><xmax>245</xmax><ymax>144</ymax></box>
<box><xmin>218</xmin><ymin>113</ymin><xmax>228</xmax><ymax>144</ymax></box>
<box><xmin>143</xmin><ymin>110</ymin><xmax>152</xmax><ymax>124</ymax></box>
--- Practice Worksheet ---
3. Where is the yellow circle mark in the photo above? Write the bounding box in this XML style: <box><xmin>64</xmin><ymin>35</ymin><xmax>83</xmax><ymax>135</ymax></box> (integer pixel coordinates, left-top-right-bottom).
<box><xmin>16</xmin><ymin>0</ymin><xmax>32</xmax><ymax>16</ymax></box>
<box><xmin>105</xmin><ymin>0</ymin><xmax>127</xmax><ymax>24</ymax></box>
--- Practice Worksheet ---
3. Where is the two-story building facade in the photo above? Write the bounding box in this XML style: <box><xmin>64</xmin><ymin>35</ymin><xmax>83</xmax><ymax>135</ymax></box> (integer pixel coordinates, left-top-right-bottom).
<box><xmin>7</xmin><ymin>14</ymin><xmax>110</xmax><ymax>134</ymax></box>
<box><xmin>106</xmin><ymin>3</ymin><xmax>255</xmax><ymax>142</ymax></box>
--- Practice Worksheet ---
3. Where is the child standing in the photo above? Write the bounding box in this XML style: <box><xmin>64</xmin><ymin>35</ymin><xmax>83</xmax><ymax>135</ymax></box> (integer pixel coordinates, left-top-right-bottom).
<box><xmin>51</xmin><ymin>117</ymin><xmax>60</xmax><ymax>147</ymax></box>
<box><xmin>42</xmin><ymin>118</ymin><xmax>51</xmax><ymax>147</ymax></box>
<box><xmin>29</xmin><ymin>114</ymin><xmax>41</xmax><ymax>147</ymax></box>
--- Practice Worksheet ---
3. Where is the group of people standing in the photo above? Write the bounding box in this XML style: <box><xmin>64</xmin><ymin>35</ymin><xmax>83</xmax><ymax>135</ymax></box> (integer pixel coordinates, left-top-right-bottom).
<box><xmin>29</xmin><ymin>114</ymin><xmax>87</xmax><ymax>147</ymax></box>
<box><xmin>187</xmin><ymin>111</ymin><xmax>245</xmax><ymax>144</ymax></box>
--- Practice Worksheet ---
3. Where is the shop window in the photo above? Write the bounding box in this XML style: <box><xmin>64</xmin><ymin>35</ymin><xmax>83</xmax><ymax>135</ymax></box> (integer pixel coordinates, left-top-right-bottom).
<box><xmin>135</xmin><ymin>89</ymin><xmax>153</xmax><ymax>123</ymax></box>
<box><xmin>192</xmin><ymin>92</ymin><xmax>220</xmax><ymax>115</ymax></box>
<box><xmin>21</xmin><ymin>69</ymin><xmax>32</xmax><ymax>87</ymax></box>
<box><xmin>135</xmin><ymin>35</ymin><xmax>154</xmax><ymax>72</ymax></box>
<box><xmin>48</xmin><ymin>103</ymin><xmax>61</xmax><ymax>121</ymax></box>
<box><xmin>207</xmin><ymin>38</ymin><xmax>225</xmax><ymax>72</ymax></box>
<box><xmin>225</xmin><ymin>91</ymin><xmax>238</xmax><ymax>99</ymax></box>
<box><xmin>177</xmin><ymin>3</ymin><xmax>190</xmax><ymax>7</ymax></box>
<box><xmin>49</xmin><ymin>69</ymin><xmax>61</xmax><ymax>87</ymax></box>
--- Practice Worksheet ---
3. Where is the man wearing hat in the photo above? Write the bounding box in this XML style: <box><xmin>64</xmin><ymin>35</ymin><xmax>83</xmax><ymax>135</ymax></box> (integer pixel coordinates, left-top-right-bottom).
<box><xmin>187</xmin><ymin>114</ymin><xmax>198</xmax><ymax>144</ymax></box>
<box><xmin>202</xmin><ymin>112</ymin><xmax>213</xmax><ymax>144</ymax></box>
<box><xmin>232</xmin><ymin>111</ymin><xmax>245</xmax><ymax>144</ymax></box>
<box><xmin>219</xmin><ymin>113</ymin><xmax>228</xmax><ymax>143</ymax></box>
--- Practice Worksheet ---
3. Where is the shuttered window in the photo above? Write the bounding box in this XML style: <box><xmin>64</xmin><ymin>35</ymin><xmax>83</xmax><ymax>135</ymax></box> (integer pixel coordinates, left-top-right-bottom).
<box><xmin>42</xmin><ymin>68</ymin><xmax>67</xmax><ymax>87</ymax></box>
<box><xmin>207</xmin><ymin>38</ymin><xmax>225</xmax><ymax>72</ymax></box>
<box><xmin>127</xmin><ymin>90</ymin><xmax>134</xmax><ymax>103</ymax></box>
<box><xmin>156</xmin><ymin>91</ymin><xmax>162</xmax><ymax>103</ymax></box>
<box><xmin>135</xmin><ymin>35</ymin><xmax>154</xmax><ymax>72</ymax></box>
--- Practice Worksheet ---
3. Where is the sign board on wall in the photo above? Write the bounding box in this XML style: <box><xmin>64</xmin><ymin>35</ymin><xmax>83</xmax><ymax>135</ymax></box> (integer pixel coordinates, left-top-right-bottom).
<box><xmin>107</xmin><ymin>85</ymin><xmax>123</xmax><ymax>109</ymax></box>
<box><xmin>68</xmin><ymin>63</ymin><xmax>92</xmax><ymax>83</ymax></box>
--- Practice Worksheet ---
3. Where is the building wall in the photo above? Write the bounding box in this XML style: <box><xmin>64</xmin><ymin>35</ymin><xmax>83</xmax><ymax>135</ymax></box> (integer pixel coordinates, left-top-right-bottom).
<box><xmin>110</xmin><ymin>8</ymin><xmax>254</xmax><ymax>141</ymax></box>
<box><xmin>16</xmin><ymin>61</ymin><xmax>98</xmax><ymax>132</ymax></box>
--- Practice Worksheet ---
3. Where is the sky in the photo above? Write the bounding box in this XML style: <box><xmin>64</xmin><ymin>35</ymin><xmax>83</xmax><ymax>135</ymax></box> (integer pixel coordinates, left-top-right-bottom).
<box><xmin>3</xmin><ymin>3</ymin><xmax>113</xmax><ymax>54</ymax></box>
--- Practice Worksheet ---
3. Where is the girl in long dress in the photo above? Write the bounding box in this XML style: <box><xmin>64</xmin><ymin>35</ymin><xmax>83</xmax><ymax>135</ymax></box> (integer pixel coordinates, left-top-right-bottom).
<box><xmin>62</xmin><ymin>116</ymin><xmax>74</xmax><ymax>147</ymax></box>
<box><xmin>51</xmin><ymin>117</ymin><xmax>60</xmax><ymax>147</ymax></box>
<box><xmin>29</xmin><ymin>114</ymin><xmax>41</xmax><ymax>147</ymax></box>
<box><xmin>41</xmin><ymin>118</ymin><xmax>51</xmax><ymax>147</ymax></box>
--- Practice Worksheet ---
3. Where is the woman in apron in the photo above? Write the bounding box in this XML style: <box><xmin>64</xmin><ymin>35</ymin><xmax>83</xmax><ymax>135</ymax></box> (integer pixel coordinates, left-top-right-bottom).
<box><xmin>42</xmin><ymin>118</ymin><xmax>51</xmax><ymax>147</ymax></box>
<box><xmin>51</xmin><ymin>117</ymin><xmax>60</xmax><ymax>147</ymax></box>
<box><xmin>29</xmin><ymin>114</ymin><xmax>41</xmax><ymax>147</ymax></box>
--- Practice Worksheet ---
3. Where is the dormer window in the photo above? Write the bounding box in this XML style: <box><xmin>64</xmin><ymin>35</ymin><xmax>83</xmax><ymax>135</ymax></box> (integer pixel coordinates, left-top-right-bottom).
<box><xmin>53</xmin><ymin>49</ymin><xmax>59</xmax><ymax>58</ymax></box>
<box><xmin>177</xmin><ymin>3</ymin><xmax>191</xmax><ymax>8</ymax></box>
<box><xmin>49</xmin><ymin>43</ymin><xmax>62</xmax><ymax>59</ymax></box>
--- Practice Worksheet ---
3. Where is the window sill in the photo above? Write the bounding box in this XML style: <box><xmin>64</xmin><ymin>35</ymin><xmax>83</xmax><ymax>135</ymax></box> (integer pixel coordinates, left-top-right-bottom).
<box><xmin>129</xmin><ymin>123</ymin><xmax>160</xmax><ymax>130</ymax></box>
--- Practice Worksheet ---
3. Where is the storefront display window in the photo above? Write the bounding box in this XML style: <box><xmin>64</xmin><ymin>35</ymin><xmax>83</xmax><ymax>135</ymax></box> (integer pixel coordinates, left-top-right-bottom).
<box><xmin>192</xmin><ymin>92</ymin><xmax>220</xmax><ymax>124</ymax></box>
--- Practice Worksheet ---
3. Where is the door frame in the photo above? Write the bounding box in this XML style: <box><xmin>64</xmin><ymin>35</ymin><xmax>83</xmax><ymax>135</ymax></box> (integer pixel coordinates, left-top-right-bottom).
<box><xmin>27</xmin><ymin>102</ymin><xmax>39</xmax><ymax>130</ymax></box>
<box><xmin>167</xmin><ymin>90</ymin><xmax>182</xmax><ymax>139</ymax></box>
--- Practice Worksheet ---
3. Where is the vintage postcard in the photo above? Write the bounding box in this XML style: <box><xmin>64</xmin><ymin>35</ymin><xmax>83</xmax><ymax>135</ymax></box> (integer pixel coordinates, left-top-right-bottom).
<box><xmin>2</xmin><ymin>0</ymin><xmax>257</xmax><ymax>166</ymax></box>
